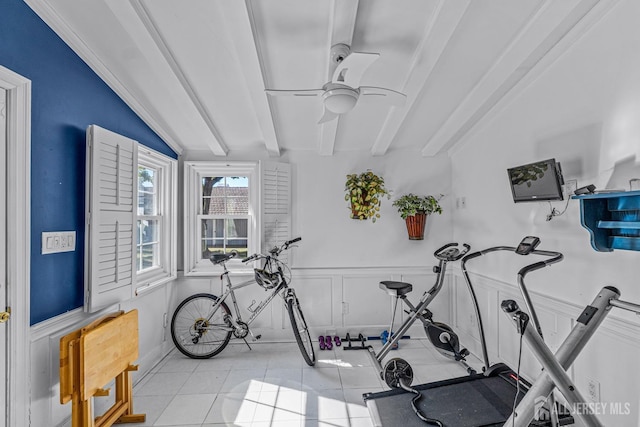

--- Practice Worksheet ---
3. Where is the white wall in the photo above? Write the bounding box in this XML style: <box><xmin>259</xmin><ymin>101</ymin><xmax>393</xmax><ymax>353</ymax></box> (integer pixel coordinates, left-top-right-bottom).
<box><xmin>176</xmin><ymin>150</ymin><xmax>455</xmax><ymax>339</ymax></box>
<box><xmin>450</xmin><ymin>1</ymin><xmax>640</xmax><ymax>425</ymax></box>
<box><xmin>451</xmin><ymin>0</ymin><xmax>640</xmax><ymax>304</ymax></box>
<box><xmin>183</xmin><ymin>149</ymin><xmax>455</xmax><ymax>269</ymax></box>
<box><xmin>288</xmin><ymin>150</ymin><xmax>453</xmax><ymax>269</ymax></box>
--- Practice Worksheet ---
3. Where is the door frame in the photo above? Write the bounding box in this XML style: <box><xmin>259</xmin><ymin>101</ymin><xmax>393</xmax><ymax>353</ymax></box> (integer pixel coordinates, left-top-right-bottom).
<box><xmin>0</xmin><ymin>65</ymin><xmax>31</xmax><ymax>427</ymax></box>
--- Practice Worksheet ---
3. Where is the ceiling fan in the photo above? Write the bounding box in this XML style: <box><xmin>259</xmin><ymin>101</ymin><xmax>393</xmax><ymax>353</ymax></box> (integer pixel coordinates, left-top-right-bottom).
<box><xmin>265</xmin><ymin>44</ymin><xmax>407</xmax><ymax>124</ymax></box>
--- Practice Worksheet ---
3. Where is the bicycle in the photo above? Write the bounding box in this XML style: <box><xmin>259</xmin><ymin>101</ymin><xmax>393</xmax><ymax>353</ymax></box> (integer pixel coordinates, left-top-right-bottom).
<box><xmin>170</xmin><ymin>237</ymin><xmax>316</xmax><ymax>366</ymax></box>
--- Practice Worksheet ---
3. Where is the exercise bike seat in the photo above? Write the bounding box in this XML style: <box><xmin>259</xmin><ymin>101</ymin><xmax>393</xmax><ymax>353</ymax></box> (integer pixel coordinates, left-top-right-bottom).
<box><xmin>379</xmin><ymin>281</ymin><xmax>412</xmax><ymax>297</ymax></box>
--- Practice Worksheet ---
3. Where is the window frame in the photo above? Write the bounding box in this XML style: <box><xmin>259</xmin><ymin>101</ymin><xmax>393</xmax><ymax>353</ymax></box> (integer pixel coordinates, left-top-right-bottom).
<box><xmin>184</xmin><ymin>161</ymin><xmax>258</xmax><ymax>275</ymax></box>
<box><xmin>135</xmin><ymin>147</ymin><xmax>178</xmax><ymax>293</ymax></box>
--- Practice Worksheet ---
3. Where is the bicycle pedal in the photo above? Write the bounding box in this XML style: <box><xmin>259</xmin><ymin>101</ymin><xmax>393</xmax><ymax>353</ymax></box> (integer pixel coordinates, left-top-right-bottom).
<box><xmin>253</xmin><ymin>334</ymin><xmax>262</xmax><ymax>341</ymax></box>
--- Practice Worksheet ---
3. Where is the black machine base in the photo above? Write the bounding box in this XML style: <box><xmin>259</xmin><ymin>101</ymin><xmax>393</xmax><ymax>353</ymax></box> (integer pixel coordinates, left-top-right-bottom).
<box><xmin>363</xmin><ymin>367</ymin><xmax>574</xmax><ymax>427</ymax></box>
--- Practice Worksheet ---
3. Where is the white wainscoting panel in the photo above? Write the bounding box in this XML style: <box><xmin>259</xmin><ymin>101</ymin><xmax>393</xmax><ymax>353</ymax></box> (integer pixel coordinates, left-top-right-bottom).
<box><xmin>176</xmin><ymin>267</ymin><xmax>436</xmax><ymax>340</ymax></box>
<box><xmin>289</xmin><ymin>276</ymin><xmax>334</xmax><ymax>331</ymax></box>
<box><xmin>342</xmin><ymin>274</ymin><xmax>394</xmax><ymax>332</ymax></box>
<box><xmin>452</xmin><ymin>273</ymin><xmax>492</xmax><ymax>360</ymax></box>
<box><xmin>400</xmin><ymin>272</ymin><xmax>451</xmax><ymax>337</ymax></box>
<box><xmin>30</xmin><ymin>281</ymin><xmax>177</xmax><ymax>427</ymax></box>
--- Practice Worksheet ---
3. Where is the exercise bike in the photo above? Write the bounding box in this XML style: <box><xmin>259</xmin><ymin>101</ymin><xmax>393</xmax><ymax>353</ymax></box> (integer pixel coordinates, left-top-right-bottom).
<box><xmin>366</xmin><ymin>242</ymin><xmax>473</xmax><ymax>388</ymax></box>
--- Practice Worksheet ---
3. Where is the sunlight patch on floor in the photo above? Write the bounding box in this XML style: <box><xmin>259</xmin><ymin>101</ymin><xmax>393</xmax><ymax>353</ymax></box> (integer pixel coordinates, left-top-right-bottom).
<box><xmin>226</xmin><ymin>379</ymin><xmax>364</xmax><ymax>426</ymax></box>
<box><xmin>318</xmin><ymin>358</ymin><xmax>354</xmax><ymax>368</ymax></box>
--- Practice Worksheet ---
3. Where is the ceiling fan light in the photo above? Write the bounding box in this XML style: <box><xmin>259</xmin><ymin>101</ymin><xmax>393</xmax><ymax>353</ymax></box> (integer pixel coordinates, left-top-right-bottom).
<box><xmin>323</xmin><ymin>88</ymin><xmax>358</xmax><ymax>114</ymax></box>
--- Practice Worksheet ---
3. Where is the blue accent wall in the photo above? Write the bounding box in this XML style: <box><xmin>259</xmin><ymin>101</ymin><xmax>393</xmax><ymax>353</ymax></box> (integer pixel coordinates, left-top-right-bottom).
<box><xmin>0</xmin><ymin>0</ymin><xmax>178</xmax><ymax>324</ymax></box>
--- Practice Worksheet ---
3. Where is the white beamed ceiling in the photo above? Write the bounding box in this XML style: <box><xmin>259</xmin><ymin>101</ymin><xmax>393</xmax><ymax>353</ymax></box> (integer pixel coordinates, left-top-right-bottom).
<box><xmin>26</xmin><ymin>0</ymin><xmax>606</xmax><ymax>158</ymax></box>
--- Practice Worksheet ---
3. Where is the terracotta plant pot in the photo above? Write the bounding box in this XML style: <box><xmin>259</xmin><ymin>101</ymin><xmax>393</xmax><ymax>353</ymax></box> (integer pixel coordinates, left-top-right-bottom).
<box><xmin>405</xmin><ymin>213</ymin><xmax>427</xmax><ymax>240</ymax></box>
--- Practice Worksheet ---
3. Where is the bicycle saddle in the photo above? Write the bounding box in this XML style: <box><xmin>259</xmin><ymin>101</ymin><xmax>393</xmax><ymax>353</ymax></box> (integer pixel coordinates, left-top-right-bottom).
<box><xmin>209</xmin><ymin>251</ymin><xmax>237</xmax><ymax>265</ymax></box>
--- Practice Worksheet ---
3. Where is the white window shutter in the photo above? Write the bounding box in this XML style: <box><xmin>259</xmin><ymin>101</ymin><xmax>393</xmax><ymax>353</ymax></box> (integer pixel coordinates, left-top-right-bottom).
<box><xmin>260</xmin><ymin>161</ymin><xmax>291</xmax><ymax>261</ymax></box>
<box><xmin>85</xmin><ymin>125</ymin><xmax>137</xmax><ymax>312</ymax></box>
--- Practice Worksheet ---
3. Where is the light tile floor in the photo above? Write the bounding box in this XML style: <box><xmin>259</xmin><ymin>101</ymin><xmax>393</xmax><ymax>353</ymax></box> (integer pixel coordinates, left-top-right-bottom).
<box><xmin>129</xmin><ymin>338</ymin><xmax>479</xmax><ymax>427</ymax></box>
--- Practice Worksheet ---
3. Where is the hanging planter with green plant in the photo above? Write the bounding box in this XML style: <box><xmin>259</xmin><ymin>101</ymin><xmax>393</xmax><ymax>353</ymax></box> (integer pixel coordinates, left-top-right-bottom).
<box><xmin>392</xmin><ymin>193</ymin><xmax>443</xmax><ymax>240</ymax></box>
<box><xmin>344</xmin><ymin>170</ymin><xmax>390</xmax><ymax>223</ymax></box>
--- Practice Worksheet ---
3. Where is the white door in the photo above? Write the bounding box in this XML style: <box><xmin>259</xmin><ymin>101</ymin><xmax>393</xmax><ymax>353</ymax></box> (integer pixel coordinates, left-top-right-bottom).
<box><xmin>0</xmin><ymin>87</ymin><xmax>7</xmax><ymax>427</ymax></box>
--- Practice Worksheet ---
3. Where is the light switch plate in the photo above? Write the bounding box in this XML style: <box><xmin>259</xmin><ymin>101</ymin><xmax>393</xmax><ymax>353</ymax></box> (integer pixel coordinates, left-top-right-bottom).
<box><xmin>42</xmin><ymin>231</ymin><xmax>76</xmax><ymax>254</ymax></box>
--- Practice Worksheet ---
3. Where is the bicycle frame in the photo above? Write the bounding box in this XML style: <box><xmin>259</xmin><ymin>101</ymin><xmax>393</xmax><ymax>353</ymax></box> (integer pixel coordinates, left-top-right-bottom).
<box><xmin>206</xmin><ymin>263</ymin><xmax>293</xmax><ymax>334</ymax></box>
<box><xmin>171</xmin><ymin>237</ymin><xmax>314</xmax><ymax>364</ymax></box>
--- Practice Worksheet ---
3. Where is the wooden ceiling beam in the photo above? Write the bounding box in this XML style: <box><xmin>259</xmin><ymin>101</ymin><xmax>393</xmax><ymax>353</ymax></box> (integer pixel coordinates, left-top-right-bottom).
<box><xmin>229</xmin><ymin>1</ymin><xmax>281</xmax><ymax>157</ymax></box>
<box><xmin>422</xmin><ymin>0</ymin><xmax>605</xmax><ymax>157</ymax></box>
<box><xmin>24</xmin><ymin>0</ymin><xmax>186</xmax><ymax>155</ymax></box>
<box><xmin>318</xmin><ymin>0</ymin><xmax>359</xmax><ymax>156</ymax></box>
<box><xmin>370</xmin><ymin>0</ymin><xmax>471</xmax><ymax>157</ymax></box>
<box><xmin>129</xmin><ymin>0</ymin><xmax>228</xmax><ymax>156</ymax></box>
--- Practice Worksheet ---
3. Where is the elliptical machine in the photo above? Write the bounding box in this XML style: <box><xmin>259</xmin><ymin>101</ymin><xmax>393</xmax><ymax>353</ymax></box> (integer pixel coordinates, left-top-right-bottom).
<box><xmin>366</xmin><ymin>242</ymin><xmax>473</xmax><ymax>388</ymax></box>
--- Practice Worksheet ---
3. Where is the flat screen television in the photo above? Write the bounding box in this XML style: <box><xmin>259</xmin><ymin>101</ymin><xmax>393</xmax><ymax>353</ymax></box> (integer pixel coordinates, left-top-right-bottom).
<box><xmin>507</xmin><ymin>158</ymin><xmax>564</xmax><ymax>203</ymax></box>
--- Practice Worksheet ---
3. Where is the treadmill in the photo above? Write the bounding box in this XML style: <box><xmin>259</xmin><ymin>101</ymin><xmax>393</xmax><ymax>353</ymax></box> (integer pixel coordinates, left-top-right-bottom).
<box><xmin>364</xmin><ymin>236</ymin><xmax>575</xmax><ymax>427</ymax></box>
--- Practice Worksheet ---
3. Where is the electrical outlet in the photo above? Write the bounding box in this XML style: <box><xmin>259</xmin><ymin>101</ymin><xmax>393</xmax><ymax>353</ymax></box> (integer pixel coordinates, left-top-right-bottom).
<box><xmin>564</xmin><ymin>180</ymin><xmax>578</xmax><ymax>194</ymax></box>
<box><xmin>342</xmin><ymin>302</ymin><xmax>349</xmax><ymax>315</ymax></box>
<box><xmin>586</xmin><ymin>377</ymin><xmax>600</xmax><ymax>402</ymax></box>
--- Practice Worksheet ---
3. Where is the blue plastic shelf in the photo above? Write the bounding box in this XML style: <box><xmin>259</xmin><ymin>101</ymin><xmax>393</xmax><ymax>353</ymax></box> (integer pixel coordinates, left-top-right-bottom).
<box><xmin>572</xmin><ymin>191</ymin><xmax>640</xmax><ymax>252</ymax></box>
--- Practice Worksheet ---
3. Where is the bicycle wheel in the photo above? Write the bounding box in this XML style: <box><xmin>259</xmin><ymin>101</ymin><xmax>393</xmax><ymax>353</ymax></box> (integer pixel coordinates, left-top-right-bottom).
<box><xmin>286</xmin><ymin>296</ymin><xmax>316</xmax><ymax>366</ymax></box>
<box><xmin>171</xmin><ymin>293</ymin><xmax>232</xmax><ymax>359</ymax></box>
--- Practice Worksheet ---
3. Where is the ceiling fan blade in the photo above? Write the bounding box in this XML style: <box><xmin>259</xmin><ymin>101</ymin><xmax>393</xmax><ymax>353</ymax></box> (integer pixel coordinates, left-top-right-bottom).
<box><xmin>359</xmin><ymin>87</ymin><xmax>407</xmax><ymax>107</ymax></box>
<box><xmin>318</xmin><ymin>107</ymin><xmax>338</xmax><ymax>124</ymax></box>
<box><xmin>265</xmin><ymin>89</ymin><xmax>323</xmax><ymax>97</ymax></box>
<box><xmin>331</xmin><ymin>52</ymin><xmax>380</xmax><ymax>88</ymax></box>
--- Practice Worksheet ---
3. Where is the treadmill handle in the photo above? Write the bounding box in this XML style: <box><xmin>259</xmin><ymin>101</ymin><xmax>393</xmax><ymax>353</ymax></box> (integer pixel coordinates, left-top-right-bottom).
<box><xmin>518</xmin><ymin>251</ymin><xmax>563</xmax><ymax>277</ymax></box>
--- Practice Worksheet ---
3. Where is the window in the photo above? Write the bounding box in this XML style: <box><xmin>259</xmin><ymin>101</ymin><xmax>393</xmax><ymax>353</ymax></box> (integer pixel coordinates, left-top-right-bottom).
<box><xmin>137</xmin><ymin>165</ymin><xmax>159</xmax><ymax>271</ymax></box>
<box><xmin>136</xmin><ymin>148</ymin><xmax>177</xmax><ymax>292</ymax></box>
<box><xmin>200</xmin><ymin>176</ymin><xmax>250</xmax><ymax>259</ymax></box>
<box><xmin>184</xmin><ymin>161</ymin><xmax>290</xmax><ymax>276</ymax></box>
<box><xmin>85</xmin><ymin>125</ymin><xmax>177</xmax><ymax>312</ymax></box>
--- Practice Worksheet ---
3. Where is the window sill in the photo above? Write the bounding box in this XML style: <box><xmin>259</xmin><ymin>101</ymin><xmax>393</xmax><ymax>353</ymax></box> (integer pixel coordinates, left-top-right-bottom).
<box><xmin>135</xmin><ymin>272</ymin><xmax>177</xmax><ymax>295</ymax></box>
<box><xmin>184</xmin><ymin>265</ymin><xmax>255</xmax><ymax>277</ymax></box>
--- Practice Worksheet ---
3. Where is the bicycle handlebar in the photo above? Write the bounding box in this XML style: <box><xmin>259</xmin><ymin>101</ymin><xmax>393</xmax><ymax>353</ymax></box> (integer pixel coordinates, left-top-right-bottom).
<box><xmin>285</xmin><ymin>237</ymin><xmax>302</xmax><ymax>246</ymax></box>
<box><xmin>241</xmin><ymin>237</ymin><xmax>302</xmax><ymax>263</ymax></box>
<box><xmin>241</xmin><ymin>254</ymin><xmax>258</xmax><ymax>263</ymax></box>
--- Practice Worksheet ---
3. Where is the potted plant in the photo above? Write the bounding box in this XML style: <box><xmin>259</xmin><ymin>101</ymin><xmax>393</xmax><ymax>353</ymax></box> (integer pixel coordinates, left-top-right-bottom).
<box><xmin>392</xmin><ymin>193</ymin><xmax>443</xmax><ymax>240</ymax></box>
<box><xmin>344</xmin><ymin>170</ymin><xmax>390</xmax><ymax>223</ymax></box>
